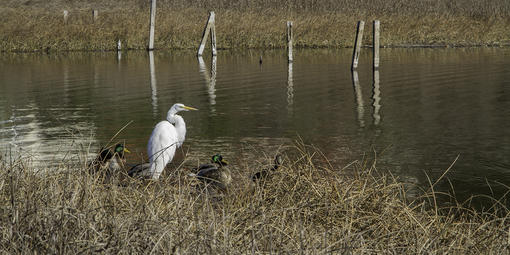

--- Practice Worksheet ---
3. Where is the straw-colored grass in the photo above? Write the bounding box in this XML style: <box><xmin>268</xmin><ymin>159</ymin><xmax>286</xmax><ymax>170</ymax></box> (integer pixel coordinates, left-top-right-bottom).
<box><xmin>1</xmin><ymin>142</ymin><xmax>509</xmax><ymax>253</ymax></box>
<box><xmin>1</xmin><ymin>0</ymin><xmax>510</xmax><ymax>51</ymax></box>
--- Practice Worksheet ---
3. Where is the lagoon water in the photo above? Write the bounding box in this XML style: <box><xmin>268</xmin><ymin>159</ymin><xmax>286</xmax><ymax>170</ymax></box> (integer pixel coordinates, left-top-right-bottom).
<box><xmin>1</xmin><ymin>48</ymin><xmax>510</xmax><ymax>204</ymax></box>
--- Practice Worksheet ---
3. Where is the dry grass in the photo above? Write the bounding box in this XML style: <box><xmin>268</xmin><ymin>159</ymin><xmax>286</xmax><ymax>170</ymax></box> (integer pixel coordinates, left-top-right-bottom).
<box><xmin>1</xmin><ymin>0</ymin><xmax>510</xmax><ymax>51</ymax></box>
<box><xmin>1</xmin><ymin>142</ymin><xmax>510</xmax><ymax>253</ymax></box>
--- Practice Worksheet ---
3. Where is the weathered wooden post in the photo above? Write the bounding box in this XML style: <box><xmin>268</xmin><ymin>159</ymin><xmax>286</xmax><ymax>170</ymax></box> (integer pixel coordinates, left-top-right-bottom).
<box><xmin>211</xmin><ymin>20</ymin><xmax>217</xmax><ymax>56</ymax></box>
<box><xmin>351</xmin><ymin>21</ymin><xmax>365</xmax><ymax>70</ymax></box>
<box><xmin>63</xmin><ymin>10</ymin><xmax>69</xmax><ymax>24</ymax></box>
<box><xmin>92</xmin><ymin>10</ymin><xmax>99</xmax><ymax>22</ymax></box>
<box><xmin>197</xmin><ymin>11</ymin><xmax>216</xmax><ymax>57</ymax></box>
<box><xmin>373</xmin><ymin>20</ymin><xmax>380</xmax><ymax>70</ymax></box>
<box><xmin>117</xmin><ymin>40</ymin><xmax>122</xmax><ymax>60</ymax></box>
<box><xmin>287</xmin><ymin>21</ymin><xmax>293</xmax><ymax>62</ymax></box>
<box><xmin>148</xmin><ymin>0</ymin><xmax>157</xmax><ymax>51</ymax></box>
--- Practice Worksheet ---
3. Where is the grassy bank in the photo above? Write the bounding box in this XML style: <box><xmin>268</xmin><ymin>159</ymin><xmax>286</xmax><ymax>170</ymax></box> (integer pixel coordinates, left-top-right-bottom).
<box><xmin>1</xmin><ymin>143</ymin><xmax>509</xmax><ymax>253</ymax></box>
<box><xmin>1</xmin><ymin>0</ymin><xmax>510</xmax><ymax>52</ymax></box>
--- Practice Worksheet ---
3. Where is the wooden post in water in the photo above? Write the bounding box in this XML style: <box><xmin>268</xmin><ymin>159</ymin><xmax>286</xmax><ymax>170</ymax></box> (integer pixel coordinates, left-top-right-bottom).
<box><xmin>197</xmin><ymin>11</ymin><xmax>216</xmax><ymax>57</ymax></box>
<box><xmin>148</xmin><ymin>0</ymin><xmax>157</xmax><ymax>51</ymax></box>
<box><xmin>373</xmin><ymin>20</ymin><xmax>380</xmax><ymax>70</ymax></box>
<box><xmin>63</xmin><ymin>10</ymin><xmax>69</xmax><ymax>24</ymax></box>
<box><xmin>287</xmin><ymin>21</ymin><xmax>293</xmax><ymax>62</ymax></box>
<box><xmin>117</xmin><ymin>39</ymin><xmax>122</xmax><ymax>60</ymax></box>
<box><xmin>92</xmin><ymin>10</ymin><xmax>98</xmax><ymax>22</ymax></box>
<box><xmin>210</xmin><ymin>19</ymin><xmax>217</xmax><ymax>56</ymax></box>
<box><xmin>351</xmin><ymin>21</ymin><xmax>365</xmax><ymax>70</ymax></box>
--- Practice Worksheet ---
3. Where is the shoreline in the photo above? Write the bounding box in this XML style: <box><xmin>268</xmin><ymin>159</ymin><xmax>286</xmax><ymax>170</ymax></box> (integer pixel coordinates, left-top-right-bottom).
<box><xmin>3</xmin><ymin>44</ymin><xmax>510</xmax><ymax>54</ymax></box>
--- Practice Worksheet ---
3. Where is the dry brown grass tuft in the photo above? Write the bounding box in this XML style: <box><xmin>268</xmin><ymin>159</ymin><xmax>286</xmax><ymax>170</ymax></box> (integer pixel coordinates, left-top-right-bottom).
<box><xmin>1</xmin><ymin>0</ymin><xmax>510</xmax><ymax>51</ymax></box>
<box><xmin>1</xmin><ymin>142</ymin><xmax>509</xmax><ymax>253</ymax></box>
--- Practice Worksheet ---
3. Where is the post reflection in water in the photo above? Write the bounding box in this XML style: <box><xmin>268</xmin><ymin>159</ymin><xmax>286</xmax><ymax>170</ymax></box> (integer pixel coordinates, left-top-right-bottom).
<box><xmin>287</xmin><ymin>62</ymin><xmax>294</xmax><ymax>114</ymax></box>
<box><xmin>148</xmin><ymin>51</ymin><xmax>158</xmax><ymax>118</ymax></box>
<box><xmin>198</xmin><ymin>56</ymin><xmax>217</xmax><ymax>114</ymax></box>
<box><xmin>372</xmin><ymin>70</ymin><xmax>381</xmax><ymax>126</ymax></box>
<box><xmin>117</xmin><ymin>51</ymin><xmax>122</xmax><ymax>73</ymax></box>
<box><xmin>63</xmin><ymin>63</ymin><xmax>70</xmax><ymax>105</ymax></box>
<box><xmin>351</xmin><ymin>70</ymin><xmax>365</xmax><ymax>127</ymax></box>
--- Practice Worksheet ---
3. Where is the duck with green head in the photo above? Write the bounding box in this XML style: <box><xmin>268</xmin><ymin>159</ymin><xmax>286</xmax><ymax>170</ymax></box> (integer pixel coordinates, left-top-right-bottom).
<box><xmin>192</xmin><ymin>154</ymin><xmax>232</xmax><ymax>190</ymax></box>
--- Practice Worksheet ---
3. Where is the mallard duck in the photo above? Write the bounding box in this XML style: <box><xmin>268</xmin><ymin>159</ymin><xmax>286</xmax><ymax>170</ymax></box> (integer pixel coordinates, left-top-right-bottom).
<box><xmin>127</xmin><ymin>162</ymin><xmax>151</xmax><ymax>178</ymax></box>
<box><xmin>191</xmin><ymin>154</ymin><xmax>231</xmax><ymax>190</ymax></box>
<box><xmin>252</xmin><ymin>154</ymin><xmax>283</xmax><ymax>181</ymax></box>
<box><xmin>89</xmin><ymin>143</ymin><xmax>130</xmax><ymax>178</ymax></box>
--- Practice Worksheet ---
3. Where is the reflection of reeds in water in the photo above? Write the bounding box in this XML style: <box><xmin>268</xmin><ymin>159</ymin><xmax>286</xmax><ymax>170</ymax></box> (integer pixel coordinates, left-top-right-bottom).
<box><xmin>1</xmin><ymin>142</ymin><xmax>510</xmax><ymax>253</ymax></box>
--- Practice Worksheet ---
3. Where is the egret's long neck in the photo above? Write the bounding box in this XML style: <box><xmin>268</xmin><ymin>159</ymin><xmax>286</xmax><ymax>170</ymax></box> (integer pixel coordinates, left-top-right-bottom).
<box><xmin>167</xmin><ymin>112</ymin><xmax>186</xmax><ymax>147</ymax></box>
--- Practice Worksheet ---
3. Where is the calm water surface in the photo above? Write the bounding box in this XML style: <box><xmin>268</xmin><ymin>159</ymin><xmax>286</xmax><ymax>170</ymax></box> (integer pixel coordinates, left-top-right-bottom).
<box><xmin>1</xmin><ymin>48</ymin><xmax>510</xmax><ymax>204</ymax></box>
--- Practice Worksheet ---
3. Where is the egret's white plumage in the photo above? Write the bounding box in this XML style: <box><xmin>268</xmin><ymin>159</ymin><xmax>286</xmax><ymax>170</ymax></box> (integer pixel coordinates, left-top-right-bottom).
<box><xmin>147</xmin><ymin>103</ymin><xmax>197</xmax><ymax>179</ymax></box>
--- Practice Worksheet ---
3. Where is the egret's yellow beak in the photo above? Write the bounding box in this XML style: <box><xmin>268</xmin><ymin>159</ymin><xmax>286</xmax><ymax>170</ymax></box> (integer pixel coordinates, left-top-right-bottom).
<box><xmin>183</xmin><ymin>105</ymin><xmax>198</xmax><ymax>111</ymax></box>
<box><xmin>124</xmin><ymin>148</ymin><xmax>131</xmax><ymax>153</ymax></box>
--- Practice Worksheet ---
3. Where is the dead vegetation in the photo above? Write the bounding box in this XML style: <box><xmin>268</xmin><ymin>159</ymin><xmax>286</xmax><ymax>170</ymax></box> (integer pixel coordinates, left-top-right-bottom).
<box><xmin>1</xmin><ymin>142</ymin><xmax>509</xmax><ymax>253</ymax></box>
<box><xmin>1</xmin><ymin>0</ymin><xmax>510</xmax><ymax>51</ymax></box>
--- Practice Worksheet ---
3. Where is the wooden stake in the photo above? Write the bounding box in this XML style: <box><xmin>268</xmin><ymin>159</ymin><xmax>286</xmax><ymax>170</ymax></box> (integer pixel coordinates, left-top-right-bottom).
<box><xmin>63</xmin><ymin>10</ymin><xmax>69</xmax><ymax>24</ymax></box>
<box><xmin>211</xmin><ymin>19</ymin><xmax>217</xmax><ymax>56</ymax></box>
<box><xmin>117</xmin><ymin>40</ymin><xmax>122</xmax><ymax>61</ymax></box>
<box><xmin>287</xmin><ymin>21</ymin><xmax>293</xmax><ymax>62</ymax></box>
<box><xmin>373</xmin><ymin>20</ymin><xmax>380</xmax><ymax>70</ymax></box>
<box><xmin>351</xmin><ymin>21</ymin><xmax>365</xmax><ymax>70</ymax></box>
<box><xmin>198</xmin><ymin>11</ymin><xmax>215</xmax><ymax>57</ymax></box>
<box><xmin>148</xmin><ymin>0</ymin><xmax>157</xmax><ymax>51</ymax></box>
<box><xmin>92</xmin><ymin>10</ymin><xmax>98</xmax><ymax>22</ymax></box>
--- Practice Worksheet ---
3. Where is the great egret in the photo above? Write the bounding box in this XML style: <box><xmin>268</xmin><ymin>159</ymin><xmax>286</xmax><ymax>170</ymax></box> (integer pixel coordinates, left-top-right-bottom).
<box><xmin>252</xmin><ymin>154</ymin><xmax>283</xmax><ymax>181</ymax></box>
<box><xmin>191</xmin><ymin>154</ymin><xmax>231</xmax><ymax>190</ymax></box>
<box><xmin>89</xmin><ymin>143</ymin><xmax>130</xmax><ymax>178</ymax></box>
<box><xmin>147</xmin><ymin>103</ymin><xmax>198</xmax><ymax>180</ymax></box>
